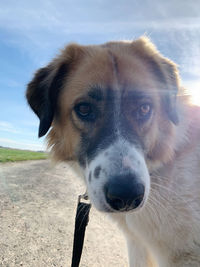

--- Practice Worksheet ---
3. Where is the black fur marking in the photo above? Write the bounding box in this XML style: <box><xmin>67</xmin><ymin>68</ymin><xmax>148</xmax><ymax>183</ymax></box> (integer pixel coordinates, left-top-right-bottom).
<box><xmin>108</xmin><ymin>50</ymin><xmax>119</xmax><ymax>78</ymax></box>
<box><xmin>89</xmin><ymin>172</ymin><xmax>92</xmax><ymax>182</ymax></box>
<box><xmin>27</xmin><ymin>63</ymin><xmax>68</xmax><ymax>137</ymax></box>
<box><xmin>77</xmin><ymin>88</ymin><xmax>143</xmax><ymax>165</ymax></box>
<box><xmin>77</xmin><ymin>154</ymin><xmax>86</xmax><ymax>168</ymax></box>
<box><xmin>80</xmin><ymin>88</ymin><xmax>118</xmax><ymax>163</ymax></box>
<box><xmin>88</xmin><ymin>87</ymin><xmax>103</xmax><ymax>102</ymax></box>
<box><xmin>94</xmin><ymin>166</ymin><xmax>101</xmax><ymax>179</ymax></box>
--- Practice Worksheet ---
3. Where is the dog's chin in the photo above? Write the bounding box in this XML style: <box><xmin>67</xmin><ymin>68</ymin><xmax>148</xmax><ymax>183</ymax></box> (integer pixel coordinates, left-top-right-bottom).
<box><xmin>94</xmin><ymin>197</ymin><xmax>147</xmax><ymax>214</ymax></box>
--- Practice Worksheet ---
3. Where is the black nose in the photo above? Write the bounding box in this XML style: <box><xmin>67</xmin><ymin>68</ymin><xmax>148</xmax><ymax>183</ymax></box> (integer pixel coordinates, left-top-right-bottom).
<box><xmin>104</xmin><ymin>175</ymin><xmax>145</xmax><ymax>211</ymax></box>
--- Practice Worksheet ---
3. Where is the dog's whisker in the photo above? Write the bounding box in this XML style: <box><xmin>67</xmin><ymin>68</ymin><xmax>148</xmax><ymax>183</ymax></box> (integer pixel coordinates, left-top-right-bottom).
<box><xmin>145</xmin><ymin>199</ymin><xmax>161</xmax><ymax>222</ymax></box>
<box><xmin>148</xmin><ymin>196</ymin><xmax>182</xmax><ymax>231</ymax></box>
<box><xmin>150</xmin><ymin>182</ymin><xmax>189</xmax><ymax>204</ymax></box>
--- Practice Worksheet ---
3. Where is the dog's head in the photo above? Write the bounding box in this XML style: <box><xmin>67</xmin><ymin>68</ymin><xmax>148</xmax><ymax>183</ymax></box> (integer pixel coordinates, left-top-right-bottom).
<box><xmin>26</xmin><ymin>37</ymin><xmax>180</xmax><ymax>212</ymax></box>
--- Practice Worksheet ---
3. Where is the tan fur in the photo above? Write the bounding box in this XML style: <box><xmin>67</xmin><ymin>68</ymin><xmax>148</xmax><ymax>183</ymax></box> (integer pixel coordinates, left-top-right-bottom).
<box><xmin>27</xmin><ymin>37</ymin><xmax>200</xmax><ymax>266</ymax></box>
<box><xmin>46</xmin><ymin>38</ymin><xmax>181</xmax><ymax>167</ymax></box>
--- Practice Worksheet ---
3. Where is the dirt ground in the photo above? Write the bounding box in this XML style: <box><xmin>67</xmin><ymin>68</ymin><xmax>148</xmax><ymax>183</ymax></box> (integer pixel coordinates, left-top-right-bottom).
<box><xmin>0</xmin><ymin>160</ymin><xmax>128</xmax><ymax>267</ymax></box>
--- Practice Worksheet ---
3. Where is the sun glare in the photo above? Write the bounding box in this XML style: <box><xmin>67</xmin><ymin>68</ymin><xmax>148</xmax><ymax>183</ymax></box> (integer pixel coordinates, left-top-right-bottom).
<box><xmin>184</xmin><ymin>81</ymin><xmax>200</xmax><ymax>106</ymax></box>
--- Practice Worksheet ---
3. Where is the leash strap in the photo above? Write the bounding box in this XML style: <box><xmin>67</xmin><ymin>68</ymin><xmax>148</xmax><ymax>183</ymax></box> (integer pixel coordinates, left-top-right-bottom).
<box><xmin>71</xmin><ymin>193</ymin><xmax>91</xmax><ymax>267</ymax></box>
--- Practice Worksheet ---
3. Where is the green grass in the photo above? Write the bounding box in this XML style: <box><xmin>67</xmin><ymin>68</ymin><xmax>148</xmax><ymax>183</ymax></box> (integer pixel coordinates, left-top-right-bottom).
<box><xmin>0</xmin><ymin>147</ymin><xmax>48</xmax><ymax>163</ymax></box>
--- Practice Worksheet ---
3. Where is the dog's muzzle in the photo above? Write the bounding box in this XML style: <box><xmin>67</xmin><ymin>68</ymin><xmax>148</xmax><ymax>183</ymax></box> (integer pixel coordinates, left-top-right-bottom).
<box><xmin>104</xmin><ymin>174</ymin><xmax>145</xmax><ymax>211</ymax></box>
<box><xmin>85</xmin><ymin>139</ymin><xmax>150</xmax><ymax>213</ymax></box>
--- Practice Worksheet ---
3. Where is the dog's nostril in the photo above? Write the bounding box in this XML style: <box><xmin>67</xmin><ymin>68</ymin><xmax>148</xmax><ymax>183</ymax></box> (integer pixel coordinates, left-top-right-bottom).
<box><xmin>132</xmin><ymin>194</ymin><xmax>144</xmax><ymax>209</ymax></box>
<box><xmin>106</xmin><ymin>192</ymin><xmax>125</xmax><ymax>211</ymax></box>
<box><xmin>104</xmin><ymin>178</ymin><xmax>145</xmax><ymax>211</ymax></box>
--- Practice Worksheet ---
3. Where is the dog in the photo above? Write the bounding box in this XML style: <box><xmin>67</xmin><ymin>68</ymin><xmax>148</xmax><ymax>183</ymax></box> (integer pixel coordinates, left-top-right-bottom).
<box><xmin>26</xmin><ymin>37</ymin><xmax>200</xmax><ymax>266</ymax></box>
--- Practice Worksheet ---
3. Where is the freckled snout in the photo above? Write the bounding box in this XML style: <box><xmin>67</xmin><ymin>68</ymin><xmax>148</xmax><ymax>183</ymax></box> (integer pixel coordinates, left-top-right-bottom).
<box><xmin>104</xmin><ymin>174</ymin><xmax>145</xmax><ymax>212</ymax></box>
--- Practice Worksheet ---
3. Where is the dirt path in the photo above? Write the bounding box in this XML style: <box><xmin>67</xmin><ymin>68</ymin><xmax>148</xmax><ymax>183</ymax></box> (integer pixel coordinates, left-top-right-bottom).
<box><xmin>0</xmin><ymin>160</ymin><xmax>128</xmax><ymax>267</ymax></box>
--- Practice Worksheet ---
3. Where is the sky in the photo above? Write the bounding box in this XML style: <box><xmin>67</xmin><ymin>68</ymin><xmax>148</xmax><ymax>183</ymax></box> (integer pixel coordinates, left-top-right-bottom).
<box><xmin>0</xmin><ymin>0</ymin><xmax>200</xmax><ymax>151</ymax></box>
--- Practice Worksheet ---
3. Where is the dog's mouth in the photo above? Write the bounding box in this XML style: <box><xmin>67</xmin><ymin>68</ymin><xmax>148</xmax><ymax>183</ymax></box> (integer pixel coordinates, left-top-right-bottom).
<box><xmin>95</xmin><ymin>191</ymin><xmax>146</xmax><ymax>214</ymax></box>
<box><xmin>106</xmin><ymin>198</ymin><xmax>146</xmax><ymax>213</ymax></box>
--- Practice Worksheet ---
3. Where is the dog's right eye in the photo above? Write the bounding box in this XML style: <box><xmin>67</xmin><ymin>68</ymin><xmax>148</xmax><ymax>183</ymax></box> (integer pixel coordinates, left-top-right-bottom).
<box><xmin>74</xmin><ymin>103</ymin><xmax>96</xmax><ymax>121</ymax></box>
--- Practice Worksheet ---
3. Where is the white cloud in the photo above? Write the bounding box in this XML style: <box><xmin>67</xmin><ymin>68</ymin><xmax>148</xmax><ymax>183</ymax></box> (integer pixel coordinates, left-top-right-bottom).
<box><xmin>1</xmin><ymin>0</ymin><xmax>200</xmax><ymax>72</ymax></box>
<box><xmin>0</xmin><ymin>138</ymin><xmax>45</xmax><ymax>151</ymax></box>
<box><xmin>0</xmin><ymin>121</ymin><xmax>22</xmax><ymax>134</ymax></box>
<box><xmin>0</xmin><ymin>121</ymin><xmax>38</xmax><ymax>136</ymax></box>
<box><xmin>1</xmin><ymin>0</ymin><xmax>200</xmax><ymax>41</ymax></box>
<box><xmin>1</xmin><ymin>0</ymin><xmax>200</xmax><ymax>68</ymax></box>
<box><xmin>0</xmin><ymin>0</ymin><xmax>200</xmax><ymax>152</ymax></box>
<box><xmin>0</xmin><ymin>79</ymin><xmax>22</xmax><ymax>88</ymax></box>
<box><xmin>21</xmin><ymin>120</ymin><xmax>39</xmax><ymax>127</ymax></box>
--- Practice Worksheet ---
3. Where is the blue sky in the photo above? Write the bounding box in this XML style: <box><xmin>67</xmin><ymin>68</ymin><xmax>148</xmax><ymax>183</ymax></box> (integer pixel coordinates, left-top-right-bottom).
<box><xmin>0</xmin><ymin>0</ymin><xmax>200</xmax><ymax>150</ymax></box>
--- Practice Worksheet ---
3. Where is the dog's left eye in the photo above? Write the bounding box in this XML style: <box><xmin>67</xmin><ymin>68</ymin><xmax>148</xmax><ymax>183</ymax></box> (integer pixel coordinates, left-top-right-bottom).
<box><xmin>74</xmin><ymin>103</ymin><xmax>96</xmax><ymax>121</ymax></box>
<box><xmin>137</xmin><ymin>103</ymin><xmax>152</xmax><ymax>121</ymax></box>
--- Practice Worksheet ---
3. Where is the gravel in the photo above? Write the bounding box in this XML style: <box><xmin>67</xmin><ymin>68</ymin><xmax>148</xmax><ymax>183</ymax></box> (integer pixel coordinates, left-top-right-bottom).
<box><xmin>0</xmin><ymin>160</ymin><xmax>128</xmax><ymax>267</ymax></box>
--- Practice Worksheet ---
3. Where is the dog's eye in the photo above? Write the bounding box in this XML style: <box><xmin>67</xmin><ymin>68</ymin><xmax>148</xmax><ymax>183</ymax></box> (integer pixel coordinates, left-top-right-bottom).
<box><xmin>74</xmin><ymin>103</ymin><xmax>96</xmax><ymax>121</ymax></box>
<box><xmin>77</xmin><ymin>103</ymin><xmax>91</xmax><ymax>116</ymax></box>
<box><xmin>137</xmin><ymin>103</ymin><xmax>152</xmax><ymax>121</ymax></box>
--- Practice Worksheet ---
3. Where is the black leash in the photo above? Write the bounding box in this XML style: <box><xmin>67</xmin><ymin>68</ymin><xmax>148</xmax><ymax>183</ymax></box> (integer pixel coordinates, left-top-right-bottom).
<box><xmin>71</xmin><ymin>193</ymin><xmax>91</xmax><ymax>267</ymax></box>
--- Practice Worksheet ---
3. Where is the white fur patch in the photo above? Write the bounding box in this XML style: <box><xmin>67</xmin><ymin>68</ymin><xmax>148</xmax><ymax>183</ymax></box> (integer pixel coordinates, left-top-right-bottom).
<box><xmin>84</xmin><ymin>138</ymin><xmax>150</xmax><ymax>212</ymax></box>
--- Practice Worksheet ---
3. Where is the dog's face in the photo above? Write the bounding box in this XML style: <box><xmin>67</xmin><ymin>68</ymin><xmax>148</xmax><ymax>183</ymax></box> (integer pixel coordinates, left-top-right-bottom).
<box><xmin>27</xmin><ymin>37</ymin><xmax>179</xmax><ymax>213</ymax></box>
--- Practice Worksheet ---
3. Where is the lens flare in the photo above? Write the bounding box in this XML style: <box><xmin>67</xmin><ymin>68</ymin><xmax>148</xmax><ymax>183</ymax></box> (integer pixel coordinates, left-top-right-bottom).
<box><xmin>183</xmin><ymin>81</ymin><xmax>200</xmax><ymax>106</ymax></box>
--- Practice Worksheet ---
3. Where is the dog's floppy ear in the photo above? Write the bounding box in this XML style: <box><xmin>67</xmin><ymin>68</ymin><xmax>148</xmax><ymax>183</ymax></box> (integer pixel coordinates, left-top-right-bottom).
<box><xmin>26</xmin><ymin>44</ymin><xmax>84</xmax><ymax>137</ymax></box>
<box><xmin>133</xmin><ymin>37</ymin><xmax>180</xmax><ymax>125</ymax></box>
<box><xmin>26</xmin><ymin>63</ymin><xmax>68</xmax><ymax>137</ymax></box>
